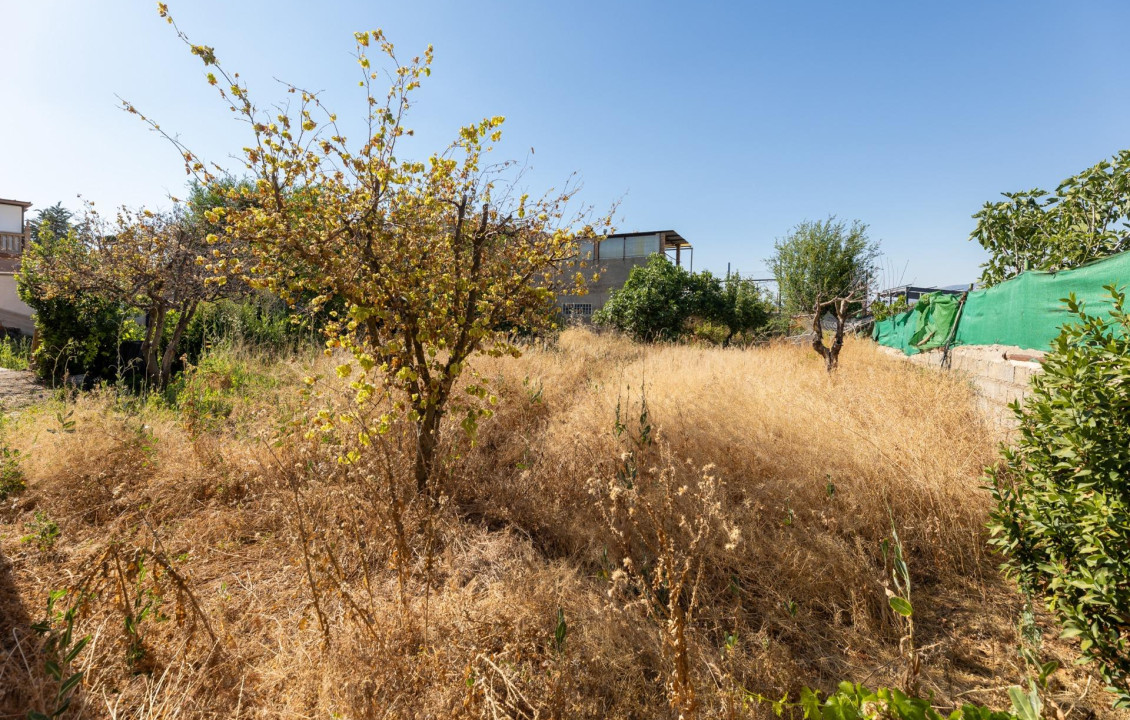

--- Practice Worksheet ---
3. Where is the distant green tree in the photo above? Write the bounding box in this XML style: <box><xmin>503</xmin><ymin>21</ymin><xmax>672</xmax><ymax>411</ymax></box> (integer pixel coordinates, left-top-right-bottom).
<box><xmin>971</xmin><ymin>150</ymin><xmax>1130</xmax><ymax>287</ymax></box>
<box><xmin>27</xmin><ymin>203</ymin><xmax>75</xmax><ymax>243</ymax></box>
<box><xmin>594</xmin><ymin>255</ymin><xmax>772</xmax><ymax>344</ymax></box>
<box><xmin>714</xmin><ymin>274</ymin><xmax>773</xmax><ymax>346</ymax></box>
<box><xmin>594</xmin><ymin>255</ymin><xmax>707</xmax><ymax>341</ymax></box>
<box><xmin>768</xmin><ymin>217</ymin><xmax>879</xmax><ymax>316</ymax></box>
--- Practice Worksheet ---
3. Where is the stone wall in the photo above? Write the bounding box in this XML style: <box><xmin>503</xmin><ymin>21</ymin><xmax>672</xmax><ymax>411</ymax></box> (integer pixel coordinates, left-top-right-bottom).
<box><xmin>881</xmin><ymin>344</ymin><xmax>1044</xmax><ymax>429</ymax></box>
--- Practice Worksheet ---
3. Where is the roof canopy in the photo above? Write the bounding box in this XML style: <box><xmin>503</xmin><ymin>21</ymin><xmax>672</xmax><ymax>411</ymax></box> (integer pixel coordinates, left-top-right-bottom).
<box><xmin>608</xmin><ymin>229</ymin><xmax>691</xmax><ymax>249</ymax></box>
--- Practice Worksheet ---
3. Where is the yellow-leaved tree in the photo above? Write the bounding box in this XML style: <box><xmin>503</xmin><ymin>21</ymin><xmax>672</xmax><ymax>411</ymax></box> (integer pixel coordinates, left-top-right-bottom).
<box><xmin>130</xmin><ymin>5</ymin><xmax>609</xmax><ymax>492</ymax></box>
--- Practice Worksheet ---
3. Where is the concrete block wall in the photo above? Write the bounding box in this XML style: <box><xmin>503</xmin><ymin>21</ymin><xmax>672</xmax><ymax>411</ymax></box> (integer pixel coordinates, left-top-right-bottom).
<box><xmin>881</xmin><ymin>344</ymin><xmax>1044</xmax><ymax>428</ymax></box>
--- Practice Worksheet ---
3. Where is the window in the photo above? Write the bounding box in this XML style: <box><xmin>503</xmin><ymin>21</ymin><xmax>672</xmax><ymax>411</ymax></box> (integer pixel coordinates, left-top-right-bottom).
<box><xmin>562</xmin><ymin>303</ymin><xmax>593</xmax><ymax>318</ymax></box>
<box><xmin>623</xmin><ymin>233</ymin><xmax>659</xmax><ymax>258</ymax></box>
<box><xmin>598</xmin><ymin>237</ymin><xmax>624</xmax><ymax>260</ymax></box>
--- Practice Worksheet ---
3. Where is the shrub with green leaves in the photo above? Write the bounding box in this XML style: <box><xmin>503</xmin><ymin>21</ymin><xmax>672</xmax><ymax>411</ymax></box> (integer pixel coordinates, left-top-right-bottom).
<box><xmin>17</xmin><ymin>226</ymin><xmax>127</xmax><ymax>381</ymax></box>
<box><xmin>594</xmin><ymin>255</ymin><xmax>773</xmax><ymax>344</ymax></box>
<box><xmin>988</xmin><ymin>284</ymin><xmax>1130</xmax><ymax>707</ymax></box>
<box><xmin>745</xmin><ymin>682</ymin><xmax>1026</xmax><ymax>720</ymax></box>
<box><xmin>871</xmin><ymin>295</ymin><xmax>909</xmax><ymax>323</ymax></box>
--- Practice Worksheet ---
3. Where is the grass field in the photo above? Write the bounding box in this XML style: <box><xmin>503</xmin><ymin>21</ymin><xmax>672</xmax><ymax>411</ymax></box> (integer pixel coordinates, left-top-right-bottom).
<box><xmin>0</xmin><ymin>331</ymin><xmax>1113</xmax><ymax>718</ymax></box>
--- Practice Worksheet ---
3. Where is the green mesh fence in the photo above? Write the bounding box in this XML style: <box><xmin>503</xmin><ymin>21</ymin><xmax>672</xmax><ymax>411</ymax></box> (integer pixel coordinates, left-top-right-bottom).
<box><xmin>874</xmin><ymin>250</ymin><xmax>1130</xmax><ymax>354</ymax></box>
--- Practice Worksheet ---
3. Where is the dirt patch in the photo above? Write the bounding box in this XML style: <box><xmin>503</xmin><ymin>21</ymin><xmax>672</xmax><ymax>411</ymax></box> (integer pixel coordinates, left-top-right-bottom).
<box><xmin>0</xmin><ymin>369</ymin><xmax>47</xmax><ymax>412</ymax></box>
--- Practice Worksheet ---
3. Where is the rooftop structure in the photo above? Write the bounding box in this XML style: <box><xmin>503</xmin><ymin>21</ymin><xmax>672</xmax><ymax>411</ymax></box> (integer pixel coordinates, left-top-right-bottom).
<box><xmin>560</xmin><ymin>230</ymin><xmax>693</xmax><ymax>320</ymax></box>
<box><xmin>877</xmin><ymin>283</ymin><xmax>971</xmax><ymax>307</ymax></box>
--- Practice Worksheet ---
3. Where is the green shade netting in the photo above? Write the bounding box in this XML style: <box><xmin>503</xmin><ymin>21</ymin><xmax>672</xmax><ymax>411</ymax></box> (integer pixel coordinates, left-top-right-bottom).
<box><xmin>872</xmin><ymin>292</ymin><xmax>961</xmax><ymax>355</ymax></box>
<box><xmin>873</xmin><ymin>249</ymin><xmax>1130</xmax><ymax>354</ymax></box>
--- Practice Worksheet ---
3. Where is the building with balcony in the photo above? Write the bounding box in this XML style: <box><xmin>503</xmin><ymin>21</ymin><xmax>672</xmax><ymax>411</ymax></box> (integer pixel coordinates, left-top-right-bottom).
<box><xmin>0</xmin><ymin>198</ymin><xmax>35</xmax><ymax>335</ymax></box>
<box><xmin>558</xmin><ymin>230</ymin><xmax>693</xmax><ymax>319</ymax></box>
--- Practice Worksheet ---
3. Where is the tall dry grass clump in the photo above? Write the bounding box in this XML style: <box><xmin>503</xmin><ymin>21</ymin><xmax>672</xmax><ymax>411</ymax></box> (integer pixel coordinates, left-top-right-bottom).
<box><xmin>0</xmin><ymin>332</ymin><xmax>1110</xmax><ymax>718</ymax></box>
<box><xmin>454</xmin><ymin>330</ymin><xmax>1009</xmax><ymax>711</ymax></box>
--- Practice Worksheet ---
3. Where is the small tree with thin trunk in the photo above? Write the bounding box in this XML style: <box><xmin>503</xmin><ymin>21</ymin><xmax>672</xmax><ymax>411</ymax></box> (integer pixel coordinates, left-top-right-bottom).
<box><xmin>811</xmin><ymin>293</ymin><xmax>857</xmax><ymax>373</ymax></box>
<box><xmin>769</xmin><ymin>217</ymin><xmax>879</xmax><ymax>317</ymax></box>
<box><xmin>129</xmin><ymin>8</ymin><xmax>608</xmax><ymax>493</ymax></box>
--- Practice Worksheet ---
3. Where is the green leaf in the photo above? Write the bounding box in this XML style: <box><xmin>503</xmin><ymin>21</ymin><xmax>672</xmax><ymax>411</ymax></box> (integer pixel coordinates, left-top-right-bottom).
<box><xmin>58</xmin><ymin>671</ymin><xmax>83</xmax><ymax>697</ymax></box>
<box><xmin>888</xmin><ymin>596</ymin><xmax>913</xmax><ymax>617</ymax></box>
<box><xmin>64</xmin><ymin>635</ymin><xmax>89</xmax><ymax>664</ymax></box>
<box><xmin>553</xmin><ymin>607</ymin><xmax>566</xmax><ymax>652</ymax></box>
<box><xmin>1007</xmin><ymin>686</ymin><xmax>1040</xmax><ymax>720</ymax></box>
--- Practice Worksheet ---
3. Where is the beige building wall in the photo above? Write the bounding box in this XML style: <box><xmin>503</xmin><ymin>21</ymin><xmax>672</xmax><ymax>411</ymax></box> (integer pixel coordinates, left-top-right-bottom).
<box><xmin>0</xmin><ymin>274</ymin><xmax>35</xmax><ymax>334</ymax></box>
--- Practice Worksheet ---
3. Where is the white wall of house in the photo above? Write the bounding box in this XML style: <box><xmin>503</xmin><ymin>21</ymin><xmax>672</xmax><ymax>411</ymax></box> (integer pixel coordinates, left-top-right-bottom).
<box><xmin>0</xmin><ymin>204</ymin><xmax>23</xmax><ymax>234</ymax></box>
<box><xmin>0</xmin><ymin>274</ymin><xmax>34</xmax><ymax>334</ymax></box>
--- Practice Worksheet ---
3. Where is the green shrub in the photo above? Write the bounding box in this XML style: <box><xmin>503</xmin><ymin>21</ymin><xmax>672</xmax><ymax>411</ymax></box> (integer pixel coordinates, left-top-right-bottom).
<box><xmin>17</xmin><ymin>227</ymin><xmax>128</xmax><ymax>381</ymax></box>
<box><xmin>164</xmin><ymin>342</ymin><xmax>280</xmax><ymax>432</ymax></box>
<box><xmin>988</xmin><ymin>285</ymin><xmax>1130</xmax><ymax>707</ymax></box>
<box><xmin>871</xmin><ymin>296</ymin><xmax>910</xmax><ymax>322</ymax></box>
<box><xmin>594</xmin><ymin>255</ymin><xmax>773</xmax><ymax>344</ymax></box>
<box><xmin>181</xmin><ymin>294</ymin><xmax>312</xmax><ymax>359</ymax></box>
<box><xmin>0</xmin><ymin>335</ymin><xmax>32</xmax><ymax>371</ymax></box>
<box><xmin>22</xmin><ymin>510</ymin><xmax>60</xmax><ymax>550</ymax></box>
<box><xmin>744</xmin><ymin>682</ymin><xmax>1026</xmax><ymax>720</ymax></box>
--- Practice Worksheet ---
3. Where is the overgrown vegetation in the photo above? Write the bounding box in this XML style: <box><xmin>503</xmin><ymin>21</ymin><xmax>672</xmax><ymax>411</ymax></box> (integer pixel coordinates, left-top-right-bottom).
<box><xmin>18</xmin><ymin>221</ymin><xmax>128</xmax><ymax>382</ymax></box>
<box><xmin>871</xmin><ymin>295</ymin><xmax>910</xmax><ymax>323</ymax></box>
<box><xmin>2</xmin><ymin>7</ymin><xmax>1119</xmax><ymax>720</ymax></box>
<box><xmin>988</xmin><ymin>285</ymin><xmax>1130</xmax><ymax>708</ymax></box>
<box><xmin>0</xmin><ymin>335</ymin><xmax>32</xmax><ymax>371</ymax></box>
<box><xmin>20</xmin><ymin>187</ymin><xmax>255</xmax><ymax>389</ymax></box>
<box><xmin>126</xmin><ymin>9</ymin><xmax>611</xmax><ymax>493</ymax></box>
<box><xmin>0</xmin><ymin>331</ymin><xmax>1110</xmax><ymax>718</ymax></box>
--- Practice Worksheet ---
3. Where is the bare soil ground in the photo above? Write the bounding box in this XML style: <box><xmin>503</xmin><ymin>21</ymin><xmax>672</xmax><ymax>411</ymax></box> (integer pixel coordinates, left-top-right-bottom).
<box><xmin>0</xmin><ymin>369</ymin><xmax>47</xmax><ymax>412</ymax></box>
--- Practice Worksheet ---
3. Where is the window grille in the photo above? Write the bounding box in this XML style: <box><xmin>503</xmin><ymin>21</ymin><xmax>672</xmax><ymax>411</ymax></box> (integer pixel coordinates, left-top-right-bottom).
<box><xmin>563</xmin><ymin>303</ymin><xmax>593</xmax><ymax>318</ymax></box>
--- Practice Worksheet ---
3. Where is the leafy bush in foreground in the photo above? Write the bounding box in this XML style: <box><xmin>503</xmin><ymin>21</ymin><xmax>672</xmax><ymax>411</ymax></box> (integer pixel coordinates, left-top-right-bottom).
<box><xmin>779</xmin><ymin>683</ymin><xmax>1022</xmax><ymax>720</ymax></box>
<box><xmin>989</xmin><ymin>285</ymin><xmax>1130</xmax><ymax>707</ymax></box>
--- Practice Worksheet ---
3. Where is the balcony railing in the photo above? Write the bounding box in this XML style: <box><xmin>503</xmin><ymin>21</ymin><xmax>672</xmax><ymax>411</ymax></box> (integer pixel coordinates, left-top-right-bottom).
<box><xmin>0</xmin><ymin>231</ymin><xmax>25</xmax><ymax>255</ymax></box>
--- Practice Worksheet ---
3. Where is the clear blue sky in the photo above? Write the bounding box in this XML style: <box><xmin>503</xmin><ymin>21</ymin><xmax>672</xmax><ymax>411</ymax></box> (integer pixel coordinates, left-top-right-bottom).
<box><xmin>3</xmin><ymin>1</ymin><xmax>1128</xmax><ymax>287</ymax></box>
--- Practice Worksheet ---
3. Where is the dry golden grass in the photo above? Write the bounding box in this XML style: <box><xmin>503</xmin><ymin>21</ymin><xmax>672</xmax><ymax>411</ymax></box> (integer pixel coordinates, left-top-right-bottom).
<box><xmin>0</xmin><ymin>331</ymin><xmax>1115</xmax><ymax>718</ymax></box>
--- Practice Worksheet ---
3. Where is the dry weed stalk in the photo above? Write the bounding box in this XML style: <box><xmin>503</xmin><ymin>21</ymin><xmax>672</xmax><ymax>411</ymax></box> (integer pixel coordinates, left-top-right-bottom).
<box><xmin>591</xmin><ymin>393</ymin><xmax>741</xmax><ymax>719</ymax></box>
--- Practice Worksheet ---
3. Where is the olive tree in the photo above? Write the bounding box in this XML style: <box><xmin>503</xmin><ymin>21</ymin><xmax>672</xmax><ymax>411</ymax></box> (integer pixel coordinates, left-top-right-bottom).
<box><xmin>768</xmin><ymin>217</ymin><xmax>879</xmax><ymax>317</ymax></box>
<box><xmin>132</xmin><ymin>7</ymin><xmax>608</xmax><ymax>492</ymax></box>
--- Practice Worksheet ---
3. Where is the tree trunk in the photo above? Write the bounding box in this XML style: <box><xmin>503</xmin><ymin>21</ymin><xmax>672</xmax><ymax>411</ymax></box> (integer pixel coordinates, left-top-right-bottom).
<box><xmin>811</xmin><ymin>298</ymin><xmax>849</xmax><ymax>373</ymax></box>
<box><xmin>158</xmin><ymin>300</ymin><xmax>198</xmax><ymax>387</ymax></box>
<box><xmin>413</xmin><ymin>405</ymin><xmax>443</xmax><ymax>495</ymax></box>
<box><xmin>141</xmin><ymin>305</ymin><xmax>167</xmax><ymax>388</ymax></box>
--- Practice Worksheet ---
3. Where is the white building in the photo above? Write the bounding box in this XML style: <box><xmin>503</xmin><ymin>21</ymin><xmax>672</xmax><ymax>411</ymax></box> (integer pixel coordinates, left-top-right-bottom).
<box><xmin>0</xmin><ymin>198</ymin><xmax>35</xmax><ymax>335</ymax></box>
